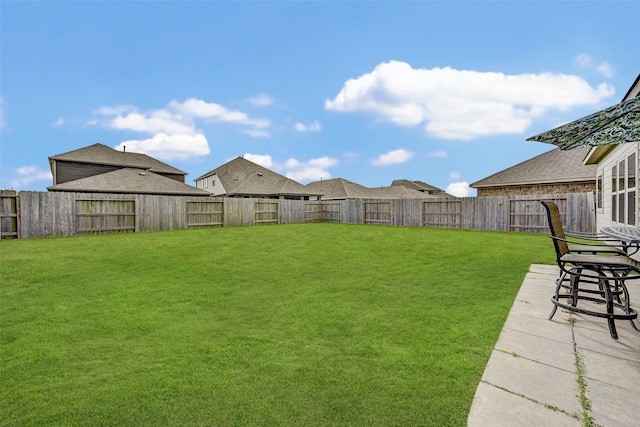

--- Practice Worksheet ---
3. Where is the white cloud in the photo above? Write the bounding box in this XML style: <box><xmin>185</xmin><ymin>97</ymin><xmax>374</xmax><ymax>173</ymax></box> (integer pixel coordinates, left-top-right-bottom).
<box><xmin>448</xmin><ymin>171</ymin><xmax>462</xmax><ymax>180</ymax></box>
<box><xmin>428</xmin><ymin>150</ymin><xmax>448</xmax><ymax>158</ymax></box>
<box><xmin>446</xmin><ymin>181</ymin><xmax>471</xmax><ymax>197</ymax></box>
<box><xmin>92</xmin><ymin>98</ymin><xmax>271</xmax><ymax>160</ymax></box>
<box><xmin>95</xmin><ymin>105</ymin><xmax>136</xmax><ymax>116</ymax></box>
<box><xmin>597</xmin><ymin>62</ymin><xmax>614</xmax><ymax>78</ymax></box>
<box><xmin>53</xmin><ymin>118</ymin><xmax>65</xmax><ymax>128</ymax></box>
<box><xmin>294</xmin><ymin>121</ymin><xmax>322</xmax><ymax>132</ymax></box>
<box><xmin>10</xmin><ymin>166</ymin><xmax>53</xmax><ymax>189</ymax></box>
<box><xmin>114</xmin><ymin>133</ymin><xmax>210</xmax><ymax>160</ymax></box>
<box><xmin>576</xmin><ymin>54</ymin><xmax>615</xmax><ymax>77</ymax></box>
<box><xmin>169</xmin><ymin>98</ymin><xmax>270</xmax><ymax>129</ymax></box>
<box><xmin>576</xmin><ymin>54</ymin><xmax>592</xmax><ymax>68</ymax></box>
<box><xmin>326</xmin><ymin>61</ymin><xmax>614</xmax><ymax>140</ymax></box>
<box><xmin>372</xmin><ymin>148</ymin><xmax>413</xmax><ymax>166</ymax></box>
<box><xmin>247</xmin><ymin>94</ymin><xmax>273</xmax><ymax>106</ymax></box>
<box><xmin>241</xmin><ymin>153</ymin><xmax>337</xmax><ymax>183</ymax></box>
<box><xmin>241</xmin><ymin>129</ymin><xmax>271</xmax><ymax>138</ymax></box>
<box><xmin>110</xmin><ymin>111</ymin><xmax>194</xmax><ymax>135</ymax></box>
<box><xmin>244</xmin><ymin>153</ymin><xmax>275</xmax><ymax>168</ymax></box>
<box><xmin>308</xmin><ymin>156</ymin><xmax>338</xmax><ymax>169</ymax></box>
<box><xmin>285</xmin><ymin>156</ymin><xmax>338</xmax><ymax>183</ymax></box>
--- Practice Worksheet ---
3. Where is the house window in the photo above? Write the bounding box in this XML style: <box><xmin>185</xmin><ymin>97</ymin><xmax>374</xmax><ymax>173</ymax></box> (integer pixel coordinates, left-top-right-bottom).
<box><xmin>596</xmin><ymin>173</ymin><xmax>603</xmax><ymax>210</ymax></box>
<box><xmin>204</xmin><ymin>177</ymin><xmax>208</xmax><ymax>188</ymax></box>
<box><xmin>628</xmin><ymin>153</ymin><xmax>637</xmax><ymax>226</ymax></box>
<box><xmin>618</xmin><ymin>159</ymin><xmax>626</xmax><ymax>223</ymax></box>
<box><xmin>611</xmin><ymin>153</ymin><xmax>639</xmax><ymax>225</ymax></box>
<box><xmin>612</xmin><ymin>164</ymin><xmax>617</xmax><ymax>222</ymax></box>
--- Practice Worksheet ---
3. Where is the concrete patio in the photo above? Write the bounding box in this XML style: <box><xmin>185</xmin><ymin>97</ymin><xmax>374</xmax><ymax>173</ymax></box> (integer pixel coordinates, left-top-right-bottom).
<box><xmin>467</xmin><ymin>264</ymin><xmax>640</xmax><ymax>427</ymax></box>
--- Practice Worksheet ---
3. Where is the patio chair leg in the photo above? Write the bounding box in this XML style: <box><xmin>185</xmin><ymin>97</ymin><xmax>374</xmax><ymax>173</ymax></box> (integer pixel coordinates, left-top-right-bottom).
<box><xmin>619</xmin><ymin>277</ymin><xmax>640</xmax><ymax>332</ymax></box>
<box><xmin>602</xmin><ymin>277</ymin><xmax>619</xmax><ymax>340</ymax></box>
<box><xmin>549</xmin><ymin>271</ymin><xmax>567</xmax><ymax>320</ymax></box>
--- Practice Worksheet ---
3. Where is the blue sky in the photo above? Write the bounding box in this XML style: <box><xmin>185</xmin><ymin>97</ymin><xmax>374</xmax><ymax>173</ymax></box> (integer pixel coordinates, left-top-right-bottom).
<box><xmin>1</xmin><ymin>1</ymin><xmax>639</xmax><ymax>196</ymax></box>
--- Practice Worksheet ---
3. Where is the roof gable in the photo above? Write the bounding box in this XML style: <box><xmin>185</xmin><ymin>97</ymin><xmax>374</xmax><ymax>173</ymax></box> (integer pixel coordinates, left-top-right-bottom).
<box><xmin>391</xmin><ymin>179</ymin><xmax>448</xmax><ymax>194</ymax></box>
<box><xmin>47</xmin><ymin>168</ymin><xmax>209</xmax><ymax>195</ymax></box>
<box><xmin>49</xmin><ymin>143</ymin><xmax>186</xmax><ymax>176</ymax></box>
<box><xmin>470</xmin><ymin>147</ymin><xmax>597</xmax><ymax>188</ymax></box>
<box><xmin>305</xmin><ymin>178</ymin><xmax>372</xmax><ymax>199</ymax></box>
<box><xmin>199</xmin><ymin>157</ymin><xmax>319</xmax><ymax>197</ymax></box>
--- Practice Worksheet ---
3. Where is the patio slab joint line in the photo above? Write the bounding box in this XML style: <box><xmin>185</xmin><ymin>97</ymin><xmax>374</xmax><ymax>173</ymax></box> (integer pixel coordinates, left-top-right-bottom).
<box><xmin>493</xmin><ymin>347</ymin><xmax>575</xmax><ymax>375</ymax></box>
<box><xmin>479</xmin><ymin>379</ymin><xmax>582</xmax><ymax>422</ymax></box>
<box><xmin>571</xmin><ymin>316</ymin><xmax>597</xmax><ymax>427</ymax></box>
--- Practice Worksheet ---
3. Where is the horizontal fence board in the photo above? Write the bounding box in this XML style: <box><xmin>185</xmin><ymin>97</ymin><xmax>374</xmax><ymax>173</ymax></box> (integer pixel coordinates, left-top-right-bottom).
<box><xmin>8</xmin><ymin>191</ymin><xmax>595</xmax><ymax>239</ymax></box>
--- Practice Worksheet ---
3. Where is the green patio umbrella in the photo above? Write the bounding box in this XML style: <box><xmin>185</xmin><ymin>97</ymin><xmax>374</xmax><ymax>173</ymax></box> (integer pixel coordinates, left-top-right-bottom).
<box><xmin>527</xmin><ymin>96</ymin><xmax>640</xmax><ymax>150</ymax></box>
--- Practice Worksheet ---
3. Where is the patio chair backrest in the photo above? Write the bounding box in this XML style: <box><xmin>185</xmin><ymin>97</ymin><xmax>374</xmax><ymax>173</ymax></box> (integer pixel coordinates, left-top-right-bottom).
<box><xmin>540</xmin><ymin>200</ymin><xmax>570</xmax><ymax>260</ymax></box>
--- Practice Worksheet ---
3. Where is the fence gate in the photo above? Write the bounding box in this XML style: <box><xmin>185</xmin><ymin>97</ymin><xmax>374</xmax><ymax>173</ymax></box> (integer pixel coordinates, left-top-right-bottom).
<box><xmin>187</xmin><ymin>200</ymin><xmax>224</xmax><ymax>228</ymax></box>
<box><xmin>423</xmin><ymin>200</ymin><xmax>461</xmax><ymax>228</ymax></box>
<box><xmin>75</xmin><ymin>198</ymin><xmax>136</xmax><ymax>235</ymax></box>
<box><xmin>509</xmin><ymin>198</ymin><xmax>566</xmax><ymax>233</ymax></box>
<box><xmin>255</xmin><ymin>201</ymin><xmax>278</xmax><ymax>225</ymax></box>
<box><xmin>364</xmin><ymin>201</ymin><xmax>391</xmax><ymax>225</ymax></box>
<box><xmin>0</xmin><ymin>191</ymin><xmax>20</xmax><ymax>239</ymax></box>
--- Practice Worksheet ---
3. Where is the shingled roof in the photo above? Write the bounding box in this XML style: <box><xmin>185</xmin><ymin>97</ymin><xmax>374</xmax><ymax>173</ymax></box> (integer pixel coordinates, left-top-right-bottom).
<box><xmin>197</xmin><ymin>157</ymin><xmax>320</xmax><ymax>198</ymax></box>
<box><xmin>470</xmin><ymin>147</ymin><xmax>597</xmax><ymax>189</ymax></box>
<box><xmin>391</xmin><ymin>179</ymin><xmax>444</xmax><ymax>194</ymax></box>
<box><xmin>367</xmin><ymin>185</ymin><xmax>439</xmax><ymax>199</ymax></box>
<box><xmin>49</xmin><ymin>143</ymin><xmax>186</xmax><ymax>176</ymax></box>
<box><xmin>305</xmin><ymin>178</ymin><xmax>372</xmax><ymax>200</ymax></box>
<box><xmin>48</xmin><ymin>168</ymin><xmax>210</xmax><ymax>196</ymax></box>
<box><xmin>305</xmin><ymin>178</ymin><xmax>442</xmax><ymax>200</ymax></box>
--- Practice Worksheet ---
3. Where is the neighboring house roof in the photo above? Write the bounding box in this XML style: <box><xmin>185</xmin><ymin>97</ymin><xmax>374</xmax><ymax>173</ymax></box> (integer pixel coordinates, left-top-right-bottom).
<box><xmin>47</xmin><ymin>168</ymin><xmax>210</xmax><ymax>196</ymax></box>
<box><xmin>196</xmin><ymin>156</ymin><xmax>321</xmax><ymax>197</ymax></box>
<box><xmin>305</xmin><ymin>178</ymin><xmax>441</xmax><ymax>200</ymax></box>
<box><xmin>391</xmin><ymin>179</ymin><xmax>455</xmax><ymax>197</ymax></box>
<box><xmin>366</xmin><ymin>185</ymin><xmax>439</xmax><ymax>199</ymax></box>
<box><xmin>49</xmin><ymin>143</ymin><xmax>187</xmax><ymax>176</ymax></box>
<box><xmin>305</xmin><ymin>178</ymin><xmax>372</xmax><ymax>200</ymax></box>
<box><xmin>391</xmin><ymin>179</ymin><xmax>443</xmax><ymax>193</ymax></box>
<box><xmin>470</xmin><ymin>147</ymin><xmax>597</xmax><ymax>189</ymax></box>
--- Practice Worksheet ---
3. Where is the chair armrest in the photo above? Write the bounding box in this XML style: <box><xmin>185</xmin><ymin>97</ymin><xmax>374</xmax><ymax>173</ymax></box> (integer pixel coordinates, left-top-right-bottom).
<box><xmin>550</xmin><ymin>236</ymin><xmax>627</xmax><ymax>255</ymax></box>
<box><xmin>565</xmin><ymin>230</ymin><xmax>622</xmax><ymax>243</ymax></box>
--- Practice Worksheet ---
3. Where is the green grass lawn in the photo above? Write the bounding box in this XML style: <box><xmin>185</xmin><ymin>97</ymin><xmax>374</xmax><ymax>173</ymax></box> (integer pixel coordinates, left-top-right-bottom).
<box><xmin>1</xmin><ymin>223</ymin><xmax>554</xmax><ymax>426</ymax></box>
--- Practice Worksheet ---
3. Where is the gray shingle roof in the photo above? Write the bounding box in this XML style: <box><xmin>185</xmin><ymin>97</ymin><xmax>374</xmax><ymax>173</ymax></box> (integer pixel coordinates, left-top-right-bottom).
<box><xmin>47</xmin><ymin>168</ymin><xmax>210</xmax><ymax>195</ymax></box>
<box><xmin>391</xmin><ymin>179</ymin><xmax>444</xmax><ymax>193</ymax></box>
<box><xmin>367</xmin><ymin>185</ymin><xmax>439</xmax><ymax>199</ymax></box>
<box><xmin>470</xmin><ymin>147</ymin><xmax>597</xmax><ymax>188</ymax></box>
<box><xmin>49</xmin><ymin>143</ymin><xmax>187</xmax><ymax>176</ymax></box>
<box><xmin>306</xmin><ymin>178</ymin><xmax>443</xmax><ymax>200</ymax></box>
<box><xmin>305</xmin><ymin>178</ymin><xmax>372</xmax><ymax>200</ymax></box>
<box><xmin>197</xmin><ymin>157</ymin><xmax>320</xmax><ymax>197</ymax></box>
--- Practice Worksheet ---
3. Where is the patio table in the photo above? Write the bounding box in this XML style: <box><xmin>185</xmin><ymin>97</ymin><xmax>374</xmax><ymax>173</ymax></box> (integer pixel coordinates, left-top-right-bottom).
<box><xmin>601</xmin><ymin>226</ymin><xmax>640</xmax><ymax>255</ymax></box>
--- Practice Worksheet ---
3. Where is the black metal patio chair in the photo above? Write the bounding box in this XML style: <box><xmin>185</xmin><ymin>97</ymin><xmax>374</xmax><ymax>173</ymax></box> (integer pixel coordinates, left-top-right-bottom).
<box><xmin>540</xmin><ymin>201</ymin><xmax>627</xmax><ymax>256</ymax></box>
<box><xmin>541</xmin><ymin>200</ymin><xmax>639</xmax><ymax>340</ymax></box>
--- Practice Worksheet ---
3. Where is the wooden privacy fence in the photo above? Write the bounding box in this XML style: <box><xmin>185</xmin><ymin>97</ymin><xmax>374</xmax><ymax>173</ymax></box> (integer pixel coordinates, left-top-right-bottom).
<box><xmin>0</xmin><ymin>191</ymin><xmax>596</xmax><ymax>239</ymax></box>
<box><xmin>0</xmin><ymin>191</ymin><xmax>20</xmax><ymax>239</ymax></box>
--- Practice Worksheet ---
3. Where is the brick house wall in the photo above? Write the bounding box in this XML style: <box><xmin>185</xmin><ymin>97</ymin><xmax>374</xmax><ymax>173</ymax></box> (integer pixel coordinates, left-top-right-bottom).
<box><xmin>476</xmin><ymin>181</ymin><xmax>596</xmax><ymax>197</ymax></box>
